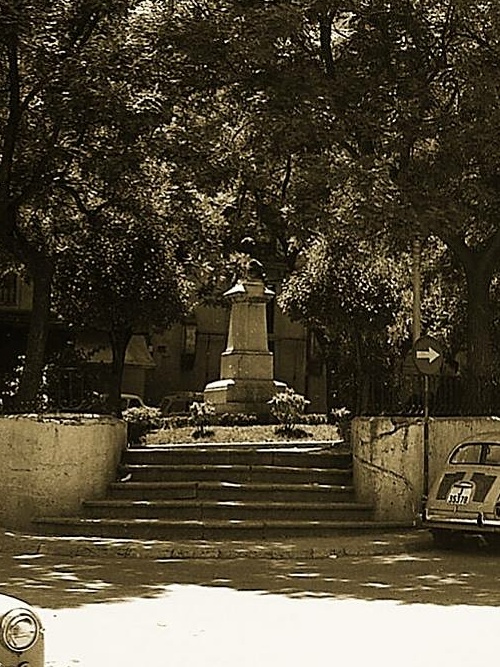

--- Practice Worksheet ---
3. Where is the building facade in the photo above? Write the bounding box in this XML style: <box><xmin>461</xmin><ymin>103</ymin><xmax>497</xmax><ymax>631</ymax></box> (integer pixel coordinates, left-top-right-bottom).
<box><xmin>0</xmin><ymin>274</ymin><xmax>327</xmax><ymax>413</ymax></box>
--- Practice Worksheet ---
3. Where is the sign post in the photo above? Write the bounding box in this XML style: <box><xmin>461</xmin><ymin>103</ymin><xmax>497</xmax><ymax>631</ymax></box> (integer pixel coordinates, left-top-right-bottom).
<box><xmin>412</xmin><ymin>335</ymin><xmax>444</xmax><ymax>500</ymax></box>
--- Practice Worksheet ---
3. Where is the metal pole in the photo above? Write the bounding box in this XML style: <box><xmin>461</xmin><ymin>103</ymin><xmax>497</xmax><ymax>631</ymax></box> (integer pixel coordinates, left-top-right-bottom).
<box><xmin>413</xmin><ymin>237</ymin><xmax>428</xmax><ymax>504</ymax></box>
<box><xmin>423</xmin><ymin>374</ymin><xmax>429</xmax><ymax>501</ymax></box>
<box><xmin>412</xmin><ymin>237</ymin><xmax>422</xmax><ymax>343</ymax></box>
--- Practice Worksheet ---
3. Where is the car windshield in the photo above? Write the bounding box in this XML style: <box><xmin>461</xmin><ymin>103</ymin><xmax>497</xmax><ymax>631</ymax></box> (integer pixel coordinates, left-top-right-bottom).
<box><xmin>450</xmin><ymin>442</ymin><xmax>500</xmax><ymax>465</ymax></box>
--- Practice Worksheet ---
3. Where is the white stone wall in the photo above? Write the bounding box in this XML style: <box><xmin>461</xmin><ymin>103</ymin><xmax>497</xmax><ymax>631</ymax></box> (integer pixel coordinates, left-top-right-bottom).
<box><xmin>0</xmin><ymin>414</ymin><xmax>126</xmax><ymax>530</ymax></box>
<box><xmin>352</xmin><ymin>416</ymin><xmax>500</xmax><ymax>523</ymax></box>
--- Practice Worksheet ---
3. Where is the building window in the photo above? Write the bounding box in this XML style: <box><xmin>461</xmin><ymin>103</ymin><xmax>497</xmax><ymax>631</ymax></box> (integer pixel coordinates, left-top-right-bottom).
<box><xmin>308</xmin><ymin>330</ymin><xmax>324</xmax><ymax>376</ymax></box>
<box><xmin>183</xmin><ymin>323</ymin><xmax>197</xmax><ymax>355</ymax></box>
<box><xmin>0</xmin><ymin>274</ymin><xmax>18</xmax><ymax>307</ymax></box>
<box><xmin>181</xmin><ymin>321</ymin><xmax>197</xmax><ymax>371</ymax></box>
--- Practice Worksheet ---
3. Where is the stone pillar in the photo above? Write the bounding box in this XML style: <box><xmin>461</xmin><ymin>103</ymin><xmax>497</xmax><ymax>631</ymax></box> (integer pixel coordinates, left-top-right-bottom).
<box><xmin>204</xmin><ymin>277</ymin><xmax>286</xmax><ymax>418</ymax></box>
<box><xmin>0</xmin><ymin>414</ymin><xmax>126</xmax><ymax>530</ymax></box>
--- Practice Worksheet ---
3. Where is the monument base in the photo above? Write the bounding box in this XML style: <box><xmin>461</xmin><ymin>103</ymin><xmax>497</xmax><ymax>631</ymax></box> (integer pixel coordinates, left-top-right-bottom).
<box><xmin>204</xmin><ymin>378</ymin><xmax>287</xmax><ymax>419</ymax></box>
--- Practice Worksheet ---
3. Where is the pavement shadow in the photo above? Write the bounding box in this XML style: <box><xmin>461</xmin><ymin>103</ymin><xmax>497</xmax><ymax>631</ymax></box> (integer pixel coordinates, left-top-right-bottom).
<box><xmin>2</xmin><ymin>538</ymin><xmax>500</xmax><ymax>610</ymax></box>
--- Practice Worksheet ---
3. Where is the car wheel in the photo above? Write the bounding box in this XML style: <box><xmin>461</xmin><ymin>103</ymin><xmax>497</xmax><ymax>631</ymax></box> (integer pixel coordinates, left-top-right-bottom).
<box><xmin>483</xmin><ymin>534</ymin><xmax>500</xmax><ymax>550</ymax></box>
<box><xmin>430</xmin><ymin>528</ymin><xmax>461</xmax><ymax>549</ymax></box>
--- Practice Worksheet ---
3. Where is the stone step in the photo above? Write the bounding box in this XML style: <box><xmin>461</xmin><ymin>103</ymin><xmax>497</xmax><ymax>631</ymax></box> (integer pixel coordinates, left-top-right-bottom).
<box><xmin>124</xmin><ymin>446</ymin><xmax>351</xmax><ymax>469</ymax></box>
<box><xmin>33</xmin><ymin>516</ymin><xmax>385</xmax><ymax>540</ymax></box>
<box><xmin>108</xmin><ymin>480</ymin><xmax>356</xmax><ymax>502</ymax></box>
<box><xmin>81</xmin><ymin>498</ymin><xmax>373</xmax><ymax>522</ymax></box>
<box><xmin>33</xmin><ymin>442</ymin><xmax>372</xmax><ymax>541</ymax></box>
<box><xmin>120</xmin><ymin>463</ymin><xmax>352</xmax><ymax>485</ymax></box>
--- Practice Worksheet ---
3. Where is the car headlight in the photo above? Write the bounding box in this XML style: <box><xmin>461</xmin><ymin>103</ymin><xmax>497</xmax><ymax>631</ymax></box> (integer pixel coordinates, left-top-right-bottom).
<box><xmin>1</xmin><ymin>608</ymin><xmax>41</xmax><ymax>652</ymax></box>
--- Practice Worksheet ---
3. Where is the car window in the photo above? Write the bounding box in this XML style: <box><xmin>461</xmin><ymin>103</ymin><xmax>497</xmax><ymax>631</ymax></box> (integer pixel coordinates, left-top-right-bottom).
<box><xmin>129</xmin><ymin>398</ymin><xmax>141</xmax><ymax>408</ymax></box>
<box><xmin>450</xmin><ymin>444</ymin><xmax>483</xmax><ymax>464</ymax></box>
<box><xmin>450</xmin><ymin>442</ymin><xmax>500</xmax><ymax>465</ymax></box>
<box><xmin>483</xmin><ymin>444</ymin><xmax>500</xmax><ymax>464</ymax></box>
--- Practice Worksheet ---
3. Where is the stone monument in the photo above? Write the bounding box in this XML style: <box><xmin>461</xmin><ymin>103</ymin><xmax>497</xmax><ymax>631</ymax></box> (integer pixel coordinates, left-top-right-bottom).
<box><xmin>203</xmin><ymin>256</ymin><xmax>287</xmax><ymax>418</ymax></box>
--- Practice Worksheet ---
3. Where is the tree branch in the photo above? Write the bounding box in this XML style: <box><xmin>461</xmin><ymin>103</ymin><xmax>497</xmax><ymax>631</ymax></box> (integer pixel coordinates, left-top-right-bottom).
<box><xmin>55</xmin><ymin>180</ymin><xmax>114</xmax><ymax>220</ymax></box>
<box><xmin>0</xmin><ymin>35</ymin><xmax>21</xmax><ymax>227</ymax></box>
<box><xmin>281</xmin><ymin>155</ymin><xmax>292</xmax><ymax>204</ymax></box>
<box><xmin>318</xmin><ymin>10</ymin><xmax>335</xmax><ymax>78</ymax></box>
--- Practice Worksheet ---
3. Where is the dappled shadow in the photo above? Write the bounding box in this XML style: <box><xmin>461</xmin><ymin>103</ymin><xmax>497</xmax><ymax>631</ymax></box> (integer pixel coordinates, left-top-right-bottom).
<box><xmin>2</xmin><ymin>538</ymin><xmax>500</xmax><ymax>611</ymax></box>
<box><xmin>262</xmin><ymin>548</ymin><xmax>500</xmax><ymax>607</ymax></box>
<box><xmin>0</xmin><ymin>553</ymin><xmax>171</xmax><ymax>609</ymax></box>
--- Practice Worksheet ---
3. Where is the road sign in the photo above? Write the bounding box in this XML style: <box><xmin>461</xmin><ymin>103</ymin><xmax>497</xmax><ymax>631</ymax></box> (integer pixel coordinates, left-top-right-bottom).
<box><xmin>413</xmin><ymin>335</ymin><xmax>444</xmax><ymax>376</ymax></box>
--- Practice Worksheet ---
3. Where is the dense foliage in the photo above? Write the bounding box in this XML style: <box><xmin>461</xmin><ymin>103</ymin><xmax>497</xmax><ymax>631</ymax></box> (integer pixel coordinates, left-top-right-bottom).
<box><xmin>159</xmin><ymin>1</ymin><xmax>500</xmax><ymax>411</ymax></box>
<box><xmin>0</xmin><ymin>1</ymin><xmax>209</xmax><ymax>410</ymax></box>
<box><xmin>4</xmin><ymin>0</ymin><xmax>500</xmax><ymax>413</ymax></box>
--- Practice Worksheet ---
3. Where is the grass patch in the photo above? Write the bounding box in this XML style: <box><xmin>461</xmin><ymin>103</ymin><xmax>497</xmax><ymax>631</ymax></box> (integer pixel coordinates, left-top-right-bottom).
<box><xmin>146</xmin><ymin>423</ymin><xmax>343</xmax><ymax>445</ymax></box>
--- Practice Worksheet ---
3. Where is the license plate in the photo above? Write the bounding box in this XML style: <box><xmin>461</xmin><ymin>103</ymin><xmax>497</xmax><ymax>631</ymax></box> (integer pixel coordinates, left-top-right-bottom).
<box><xmin>447</xmin><ymin>482</ymin><xmax>474</xmax><ymax>505</ymax></box>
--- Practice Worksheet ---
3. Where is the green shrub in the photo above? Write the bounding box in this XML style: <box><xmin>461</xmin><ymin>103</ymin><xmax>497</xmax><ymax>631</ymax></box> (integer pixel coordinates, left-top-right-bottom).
<box><xmin>123</xmin><ymin>406</ymin><xmax>162</xmax><ymax>445</ymax></box>
<box><xmin>268</xmin><ymin>388</ymin><xmax>310</xmax><ymax>435</ymax></box>
<box><xmin>331</xmin><ymin>407</ymin><xmax>352</xmax><ymax>443</ymax></box>
<box><xmin>189</xmin><ymin>400</ymin><xmax>216</xmax><ymax>437</ymax></box>
<box><xmin>161</xmin><ymin>414</ymin><xmax>191</xmax><ymax>429</ymax></box>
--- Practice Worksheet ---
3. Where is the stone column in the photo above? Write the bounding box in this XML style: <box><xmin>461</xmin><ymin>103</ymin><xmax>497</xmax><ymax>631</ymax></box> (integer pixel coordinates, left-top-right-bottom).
<box><xmin>203</xmin><ymin>277</ymin><xmax>286</xmax><ymax>418</ymax></box>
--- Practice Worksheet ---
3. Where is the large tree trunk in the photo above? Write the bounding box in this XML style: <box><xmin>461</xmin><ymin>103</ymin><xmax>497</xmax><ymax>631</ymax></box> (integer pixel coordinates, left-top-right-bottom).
<box><xmin>461</xmin><ymin>258</ymin><xmax>494</xmax><ymax>414</ymax></box>
<box><xmin>444</xmin><ymin>232</ymin><xmax>499</xmax><ymax>413</ymax></box>
<box><xmin>15</xmin><ymin>258</ymin><xmax>54</xmax><ymax>410</ymax></box>
<box><xmin>108</xmin><ymin>327</ymin><xmax>132</xmax><ymax>417</ymax></box>
<box><xmin>312</xmin><ymin>327</ymin><xmax>343</xmax><ymax>422</ymax></box>
<box><xmin>352</xmin><ymin>327</ymin><xmax>371</xmax><ymax>415</ymax></box>
<box><xmin>464</xmin><ymin>263</ymin><xmax>493</xmax><ymax>380</ymax></box>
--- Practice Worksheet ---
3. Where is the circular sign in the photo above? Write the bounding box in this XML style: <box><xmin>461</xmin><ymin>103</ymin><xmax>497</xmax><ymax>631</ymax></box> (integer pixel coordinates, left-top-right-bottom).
<box><xmin>413</xmin><ymin>335</ymin><xmax>444</xmax><ymax>375</ymax></box>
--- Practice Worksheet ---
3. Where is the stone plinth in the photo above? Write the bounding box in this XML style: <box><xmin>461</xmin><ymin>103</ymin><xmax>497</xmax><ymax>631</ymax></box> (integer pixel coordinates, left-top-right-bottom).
<box><xmin>221</xmin><ymin>350</ymin><xmax>274</xmax><ymax>380</ymax></box>
<box><xmin>204</xmin><ymin>378</ymin><xmax>287</xmax><ymax>417</ymax></box>
<box><xmin>204</xmin><ymin>277</ymin><xmax>287</xmax><ymax>417</ymax></box>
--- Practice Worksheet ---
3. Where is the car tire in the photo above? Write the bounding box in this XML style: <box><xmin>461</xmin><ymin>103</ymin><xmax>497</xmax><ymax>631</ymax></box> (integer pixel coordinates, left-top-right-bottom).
<box><xmin>430</xmin><ymin>528</ymin><xmax>461</xmax><ymax>549</ymax></box>
<box><xmin>483</xmin><ymin>534</ymin><xmax>500</xmax><ymax>550</ymax></box>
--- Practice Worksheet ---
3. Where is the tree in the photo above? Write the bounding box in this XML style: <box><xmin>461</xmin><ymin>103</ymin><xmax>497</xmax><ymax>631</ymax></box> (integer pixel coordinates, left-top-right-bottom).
<box><xmin>279</xmin><ymin>230</ymin><xmax>403</xmax><ymax>413</ymax></box>
<box><xmin>320</xmin><ymin>1</ymin><xmax>500</xmax><ymax>388</ymax></box>
<box><xmin>0</xmin><ymin>0</ymin><xmax>179</xmax><ymax>407</ymax></box>
<box><xmin>53</xmin><ymin>210</ymin><xmax>191</xmax><ymax>415</ymax></box>
<box><xmin>164</xmin><ymin>1</ymin><xmax>500</xmax><ymax>408</ymax></box>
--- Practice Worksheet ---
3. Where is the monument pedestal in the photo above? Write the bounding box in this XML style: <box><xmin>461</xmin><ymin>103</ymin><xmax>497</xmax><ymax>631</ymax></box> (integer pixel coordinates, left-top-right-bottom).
<box><xmin>203</xmin><ymin>278</ymin><xmax>287</xmax><ymax>418</ymax></box>
<box><xmin>204</xmin><ymin>378</ymin><xmax>287</xmax><ymax>417</ymax></box>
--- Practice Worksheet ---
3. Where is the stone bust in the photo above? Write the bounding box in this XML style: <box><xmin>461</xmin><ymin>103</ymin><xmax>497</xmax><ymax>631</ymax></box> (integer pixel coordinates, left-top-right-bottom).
<box><xmin>240</xmin><ymin>236</ymin><xmax>266</xmax><ymax>281</ymax></box>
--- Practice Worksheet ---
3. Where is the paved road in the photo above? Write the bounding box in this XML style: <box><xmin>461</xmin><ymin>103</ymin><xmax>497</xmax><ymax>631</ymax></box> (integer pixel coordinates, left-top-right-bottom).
<box><xmin>3</xmin><ymin>540</ymin><xmax>500</xmax><ymax>666</ymax></box>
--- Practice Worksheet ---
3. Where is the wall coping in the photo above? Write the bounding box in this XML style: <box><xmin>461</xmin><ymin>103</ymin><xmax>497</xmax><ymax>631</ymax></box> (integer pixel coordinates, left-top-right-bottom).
<box><xmin>0</xmin><ymin>413</ymin><xmax>122</xmax><ymax>425</ymax></box>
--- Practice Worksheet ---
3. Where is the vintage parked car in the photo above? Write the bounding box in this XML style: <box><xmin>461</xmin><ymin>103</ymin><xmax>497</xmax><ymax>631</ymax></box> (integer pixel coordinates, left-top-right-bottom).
<box><xmin>120</xmin><ymin>393</ymin><xmax>148</xmax><ymax>411</ymax></box>
<box><xmin>0</xmin><ymin>593</ymin><xmax>44</xmax><ymax>665</ymax></box>
<box><xmin>423</xmin><ymin>432</ymin><xmax>500</xmax><ymax>547</ymax></box>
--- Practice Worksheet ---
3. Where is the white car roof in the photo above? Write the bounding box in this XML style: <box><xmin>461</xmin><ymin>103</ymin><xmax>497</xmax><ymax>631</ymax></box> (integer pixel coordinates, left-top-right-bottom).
<box><xmin>454</xmin><ymin>432</ymin><xmax>500</xmax><ymax>446</ymax></box>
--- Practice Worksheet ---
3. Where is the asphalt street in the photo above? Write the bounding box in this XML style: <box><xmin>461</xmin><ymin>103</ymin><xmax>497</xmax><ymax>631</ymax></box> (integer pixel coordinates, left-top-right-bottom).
<box><xmin>2</xmin><ymin>537</ymin><xmax>500</xmax><ymax>666</ymax></box>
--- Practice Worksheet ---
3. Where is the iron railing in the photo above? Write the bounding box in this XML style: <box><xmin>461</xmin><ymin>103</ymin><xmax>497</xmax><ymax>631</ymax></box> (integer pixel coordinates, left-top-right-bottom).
<box><xmin>351</xmin><ymin>374</ymin><xmax>500</xmax><ymax>417</ymax></box>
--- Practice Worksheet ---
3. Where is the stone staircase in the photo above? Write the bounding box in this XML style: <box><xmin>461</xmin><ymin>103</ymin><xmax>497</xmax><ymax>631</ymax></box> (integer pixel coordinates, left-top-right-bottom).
<box><xmin>34</xmin><ymin>442</ymin><xmax>382</xmax><ymax>540</ymax></box>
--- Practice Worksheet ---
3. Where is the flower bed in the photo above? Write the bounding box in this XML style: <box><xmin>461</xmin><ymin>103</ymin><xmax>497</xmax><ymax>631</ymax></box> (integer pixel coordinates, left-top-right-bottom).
<box><xmin>146</xmin><ymin>422</ymin><xmax>342</xmax><ymax>445</ymax></box>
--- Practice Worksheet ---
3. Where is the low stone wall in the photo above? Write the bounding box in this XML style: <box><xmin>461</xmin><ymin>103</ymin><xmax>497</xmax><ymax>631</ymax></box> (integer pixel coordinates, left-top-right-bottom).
<box><xmin>352</xmin><ymin>416</ymin><xmax>500</xmax><ymax>523</ymax></box>
<box><xmin>0</xmin><ymin>414</ymin><xmax>126</xmax><ymax>530</ymax></box>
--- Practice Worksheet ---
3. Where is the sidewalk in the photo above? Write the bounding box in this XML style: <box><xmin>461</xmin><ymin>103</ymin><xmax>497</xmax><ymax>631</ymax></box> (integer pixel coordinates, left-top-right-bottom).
<box><xmin>0</xmin><ymin>527</ymin><xmax>434</xmax><ymax>560</ymax></box>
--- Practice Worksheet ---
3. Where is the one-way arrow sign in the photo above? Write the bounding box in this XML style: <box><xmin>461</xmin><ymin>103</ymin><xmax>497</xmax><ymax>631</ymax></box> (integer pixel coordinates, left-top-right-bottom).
<box><xmin>413</xmin><ymin>335</ymin><xmax>444</xmax><ymax>375</ymax></box>
<box><xmin>416</xmin><ymin>346</ymin><xmax>440</xmax><ymax>365</ymax></box>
